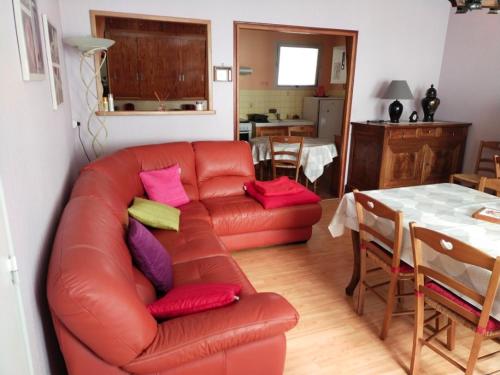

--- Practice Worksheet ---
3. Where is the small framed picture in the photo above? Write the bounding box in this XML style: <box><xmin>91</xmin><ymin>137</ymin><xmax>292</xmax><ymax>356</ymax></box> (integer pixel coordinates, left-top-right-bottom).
<box><xmin>214</xmin><ymin>66</ymin><xmax>232</xmax><ymax>82</ymax></box>
<box><xmin>42</xmin><ymin>14</ymin><xmax>63</xmax><ymax>109</ymax></box>
<box><xmin>472</xmin><ymin>207</ymin><xmax>500</xmax><ymax>224</ymax></box>
<box><xmin>12</xmin><ymin>0</ymin><xmax>45</xmax><ymax>80</ymax></box>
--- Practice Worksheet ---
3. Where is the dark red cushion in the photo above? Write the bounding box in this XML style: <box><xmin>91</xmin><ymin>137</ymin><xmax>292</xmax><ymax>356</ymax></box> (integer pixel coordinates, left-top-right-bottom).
<box><xmin>244</xmin><ymin>181</ymin><xmax>320</xmax><ymax>209</ymax></box>
<box><xmin>254</xmin><ymin>176</ymin><xmax>304</xmax><ymax>196</ymax></box>
<box><xmin>425</xmin><ymin>282</ymin><xmax>500</xmax><ymax>332</ymax></box>
<box><xmin>147</xmin><ymin>283</ymin><xmax>241</xmax><ymax>319</ymax></box>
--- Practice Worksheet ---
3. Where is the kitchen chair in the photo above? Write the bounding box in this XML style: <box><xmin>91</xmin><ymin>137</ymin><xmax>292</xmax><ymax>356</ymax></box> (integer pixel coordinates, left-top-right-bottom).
<box><xmin>269</xmin><ymin>136</ymin><xmax>304</xmax><ymax>182</ymax></box>
<box><xmin>478</xmin><ymin>175</ymin><xmax>500</xmax><ymax>197</ymax></box>
<box><xmin>450</xmin><ymin>141</ymin><xmax>500</xmax><ymax>188</ymax></box>
<box><xmin>495</xmin><ymin>155</ymin><xmax>500</xmax><ymax>177</ymax></box>
<box><xmin>354</xmin><ymin>191</ymin><xmax>414</xmax><ymax>340</ymax></box>
<box><xmin>288</xmin><ymin>126</ymin><xmax>315</xmax><ymax>137</ymax></box>
<box><xmin>409</xmin><ymin>223</ymin><xmax>500</xmax><ymax>375</ymax></box>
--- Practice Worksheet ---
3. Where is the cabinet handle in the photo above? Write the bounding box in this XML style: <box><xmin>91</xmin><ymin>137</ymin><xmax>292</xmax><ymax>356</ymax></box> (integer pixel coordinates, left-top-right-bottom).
<box><xmin>179</xmin><ymin>74</ymin><xmax>182</xmax><ymax>82</ymax></box>
<box><xmin>182</xmin><ymin>74</ymin><xmax>185</xmax><ymax>82</ymax></box>
<box><xmin>136</xmin><ymin>72</ymin><xmax>139</xmax><ymax>81</ymax></box>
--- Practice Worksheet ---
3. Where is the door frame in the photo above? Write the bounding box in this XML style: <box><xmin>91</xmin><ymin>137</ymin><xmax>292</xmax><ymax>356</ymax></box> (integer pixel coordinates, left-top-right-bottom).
<box><xmin>233</xmin><ymin>21</ymin><xmax>358</xmax><ymax>197</ymax></box>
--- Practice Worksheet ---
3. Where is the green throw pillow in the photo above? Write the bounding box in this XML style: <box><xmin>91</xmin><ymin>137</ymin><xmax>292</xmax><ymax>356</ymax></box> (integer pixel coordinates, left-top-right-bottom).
<box><xmin>128</xmin><ymin>197</ymin><xmax>180</xmax><ymax>231</ymax></box>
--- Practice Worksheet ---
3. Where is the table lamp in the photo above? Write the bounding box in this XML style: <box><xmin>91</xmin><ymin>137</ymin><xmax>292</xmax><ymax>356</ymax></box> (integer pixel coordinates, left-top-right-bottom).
<box><xmin>383</xmin><ymin>80</ymin><xmax>414</xmax><ymax>123</ymax></box>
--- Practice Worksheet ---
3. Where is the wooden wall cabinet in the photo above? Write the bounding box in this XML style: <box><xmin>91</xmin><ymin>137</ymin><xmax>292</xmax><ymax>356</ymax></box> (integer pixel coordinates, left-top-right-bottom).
<box><xmin>104</xmin><ymin>18</ymin><xmax>208</xmax><ymax>101</ymax></box>
<box><xmin>347</xmin><ymin>122</ymin><xmax>471</xmax><ymax>191</ymax></box>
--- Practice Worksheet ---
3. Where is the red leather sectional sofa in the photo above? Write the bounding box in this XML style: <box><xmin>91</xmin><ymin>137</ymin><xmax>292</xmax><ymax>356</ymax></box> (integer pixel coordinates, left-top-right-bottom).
<box><xmin>47</xmin><ymin>141</ymin><xmax>322</xmax><ymax>375</ymax></box>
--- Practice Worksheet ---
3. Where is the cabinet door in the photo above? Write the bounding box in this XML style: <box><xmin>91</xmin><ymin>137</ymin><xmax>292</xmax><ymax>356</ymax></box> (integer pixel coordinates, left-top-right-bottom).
<box><xmin>138</xmin><ymin>37</ymin><xmax>180</xmax><ymax>100</ymax></box>
<box><xmin>421</xmin><ymin>140</ymin><xmax>462</xmax><ymax>184</ymax></box>
<box><xmin>106</xmin><ymin>35</ymin><xmax>140</xmax><ymax>98</ymax></box>
<box><xmin>179</xmin><ymin>38</ymin><xmax>206</xmax><ymax>99</ymax></box>
<box><xmin>381</xmin><ymin>141</ymin><xmax>424</xmax><ymax>188</ymax></box>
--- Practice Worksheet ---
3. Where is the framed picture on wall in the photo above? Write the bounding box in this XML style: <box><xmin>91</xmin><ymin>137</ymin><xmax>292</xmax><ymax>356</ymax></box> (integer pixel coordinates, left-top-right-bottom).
<box><xmin>330</xmin><ymin>46</ymin><xmax>347</xmax><ymax>84</ymax></box>
<box><xmin>42</xmin><ymin>14</ymin><xmax>63</xmax><ymax>109</ymax></box>
<box><xmin>12</xmin><ymin>0</ymin><xmax>45</xmax><ymax>80</ymax></box>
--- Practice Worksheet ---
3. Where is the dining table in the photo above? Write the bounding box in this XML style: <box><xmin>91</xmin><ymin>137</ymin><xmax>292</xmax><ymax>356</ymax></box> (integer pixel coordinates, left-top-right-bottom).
<box><xmin>328</xmin><ymin>183</ymin><xmax>500</xmax><ymax>320</ymax></box>
<box><xmin>250</xmin><ymin>136</ymin><xmax>338</xmax><ymax>183</ymax></box>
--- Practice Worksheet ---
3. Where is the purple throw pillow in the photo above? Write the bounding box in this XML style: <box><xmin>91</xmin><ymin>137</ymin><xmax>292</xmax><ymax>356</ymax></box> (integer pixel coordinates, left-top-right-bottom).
<box><xmin>127</xmin><ymin>217</ymin><xmax>173</xmax><ymax>293</ymax></box>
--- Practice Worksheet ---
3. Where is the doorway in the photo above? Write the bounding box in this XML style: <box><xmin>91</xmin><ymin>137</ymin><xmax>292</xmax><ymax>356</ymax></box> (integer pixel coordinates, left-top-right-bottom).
<box><xmin>233</xmin><ymin>22</ymin><xmax>357</xmax><ymax>197</ymax></box>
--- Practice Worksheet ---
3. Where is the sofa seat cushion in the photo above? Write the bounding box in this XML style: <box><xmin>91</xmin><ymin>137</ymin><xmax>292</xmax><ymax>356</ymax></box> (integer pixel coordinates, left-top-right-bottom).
<box><xmin>173</xmin><ymin>256</ymin><xmax>256</xmax><ymax>297</ymax></box>
<box><xmin>202</xmin><ymin>195</ymin><xmax>322</xmax><ymax>236</ymax></box>
<box><xmin>153</xmin><ymin>225</ymin><xmax>227</xmax><ymax>265</ymax></box>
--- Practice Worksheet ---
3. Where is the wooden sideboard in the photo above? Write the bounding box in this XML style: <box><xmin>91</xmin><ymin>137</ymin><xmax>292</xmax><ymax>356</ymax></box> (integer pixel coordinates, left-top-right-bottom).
<box><xmin>347</xmin><ymin>121</ymin><xmax>471</xmax><ymax>191</ymax></box>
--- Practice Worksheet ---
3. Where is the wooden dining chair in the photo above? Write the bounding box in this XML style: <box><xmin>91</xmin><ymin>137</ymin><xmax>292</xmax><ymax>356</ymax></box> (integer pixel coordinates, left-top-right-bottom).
<box><xmin>450</xmin><ymin>141</ymin><xmax>500</xmax><ymax>188</ymax></box>
<box><xmin>409</xmin><ymin>223</ymin><xmax>500</xmax><ymax>375</ymax></box>
<box><xmin>478</xmin><ymin>175</ymin><xmax>500</xmax><ymax>197</ymax></box>
<box><xmin>269</xmin><ymin>136</ymin><xmax>304</xmax><ymax>182</ymax></box>
<box><xmin>495</xmin><ymin>155</ymin><xmax>500</xmax><ymax>177</ymax></box>
<box><xmin>354</xmin><ymin>191</ymin><xmax>414</xmax><ymax>340</ymax></box>
<box><xmin>288</xmin><ymin>125</ymin><xmax>315</xmax><ymax>137</ymax></box>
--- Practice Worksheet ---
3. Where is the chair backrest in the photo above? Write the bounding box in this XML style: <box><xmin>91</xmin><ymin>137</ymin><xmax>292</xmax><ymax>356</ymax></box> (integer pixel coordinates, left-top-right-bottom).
<box><xmin>410</xmin><ymin>223</ymin><xmax>500</xmax><ymax>332</ymax></box>
<box><xmin>478</xmin><ymin>176</ymin><xmax>500</xmax><ymax>197</ymax></box>
<box><xmin>288</xmin><ymin>126</ymin><xmax>315</xmax><ymax>137</ymax></box>
<box><xmin>475</xmin><ymin>141</ymin><xmax>500</xmax><ymax>176</ymax></box>
<box><xmin>495</xmin><ymin>155</ymin><xmax>500</xmax><ymax>178</ymax></box>
<box><xmin>269</xmin><ymin>136</ymin><xmax>304</xmax><ymax>182</ymax></box>
<box><xmin>353</xmin><ymin>191</ymin><xmax>404</xmax><ymax>269</ymax></box>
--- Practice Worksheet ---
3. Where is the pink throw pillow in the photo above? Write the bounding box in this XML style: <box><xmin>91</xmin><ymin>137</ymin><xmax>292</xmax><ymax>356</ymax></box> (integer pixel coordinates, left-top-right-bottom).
<box><xmin>148</xmin><ymin>283</ymin><xmax>241</xmax><ymax>319</ymax></box>
<box><xmin>140</xmin><ymin>164</ymin><xmax>190</xmax><ymax>208</ymax></box>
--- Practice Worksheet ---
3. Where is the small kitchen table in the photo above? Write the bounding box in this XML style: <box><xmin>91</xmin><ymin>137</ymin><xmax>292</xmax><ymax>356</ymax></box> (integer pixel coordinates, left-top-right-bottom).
<box><xmin>328</xmin><ymin>183</ymin><xmax>500</xmax><ymax>320</ymax></box>
<box><xmin>250</xmin><ymin>136</ymin><xmax>338</xmax><ymax>183</ymax></box>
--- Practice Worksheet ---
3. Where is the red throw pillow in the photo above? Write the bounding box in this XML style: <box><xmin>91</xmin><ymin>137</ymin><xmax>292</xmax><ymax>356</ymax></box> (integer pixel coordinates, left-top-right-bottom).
<box><xmin>148</xmin><ymin>283</ymin><xmax>241</xmax><ymax>319</ymax></box>
<box><xmin>244</xmin><ymin>181</ymin><xmax>320</xmax><ymax>209</ymax></box>
<box><xmin>254</xmin><ymin>176</ymin><xmax>304</xmax><ymax>196</ymax></box>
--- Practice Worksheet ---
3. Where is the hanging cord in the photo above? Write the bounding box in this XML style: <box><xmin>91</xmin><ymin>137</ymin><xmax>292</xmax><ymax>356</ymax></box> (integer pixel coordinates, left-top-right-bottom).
<box><xmin>76</xmin><ymin>122</ymin><xmax>91</xmax><ymax>162</ymax></box>
<box><xmin>79</xmin><ymin>48</ymin><xmax>109</xmax><ymax>159</ymax></box>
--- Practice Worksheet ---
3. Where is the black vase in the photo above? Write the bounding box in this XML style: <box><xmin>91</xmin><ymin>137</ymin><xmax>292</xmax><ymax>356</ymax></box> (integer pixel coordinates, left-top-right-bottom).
<box><xmin>389</xmin><ymin>100</ymin><xmax>403</xmax><ymax>123</ymax></box>
<box><xmin>422</xmin><ymin>84</ymin><xmax>441</xmax><ymax>122</ymax></box>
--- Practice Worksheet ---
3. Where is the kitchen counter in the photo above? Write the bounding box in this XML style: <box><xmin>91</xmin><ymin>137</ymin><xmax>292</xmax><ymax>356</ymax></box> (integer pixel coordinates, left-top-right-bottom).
<box><xmin>252</xmin><ymin>119</ymin><xmax>314</xmax><ymax>127</ymax></box>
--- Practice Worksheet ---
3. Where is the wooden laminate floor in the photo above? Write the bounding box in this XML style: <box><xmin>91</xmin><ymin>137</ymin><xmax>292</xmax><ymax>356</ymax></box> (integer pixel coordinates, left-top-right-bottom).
<box><xmin>232</xmin><ymin>199</ymin><xmax>499</xmax><ymax>375</ymax></box>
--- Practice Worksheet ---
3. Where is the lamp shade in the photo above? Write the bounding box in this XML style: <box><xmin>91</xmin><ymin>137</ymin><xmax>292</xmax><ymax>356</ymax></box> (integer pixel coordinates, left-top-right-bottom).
<box><xmin>63</xmin><ymin>36</ymin><xmax>114</xmax><ymax>54</ymax></box>
<box><xmin>383</xmin><ymin>80</ymin><xmax>414</xmax><ymax>100</ymax></box>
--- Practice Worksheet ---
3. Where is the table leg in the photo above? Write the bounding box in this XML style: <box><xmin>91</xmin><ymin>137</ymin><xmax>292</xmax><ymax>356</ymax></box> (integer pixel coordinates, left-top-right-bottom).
<box><xmin>345</xmin><ymin>230</ymin><xmax>360</xmax><ymax>296</ymax></box>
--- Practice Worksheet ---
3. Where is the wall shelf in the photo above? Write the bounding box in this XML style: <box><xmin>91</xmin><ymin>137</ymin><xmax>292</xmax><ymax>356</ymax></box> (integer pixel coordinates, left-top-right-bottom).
<box><xmin>95</xmin><ymin>110</ymin><xmax>216</xmax><ymax>116</ymax></box>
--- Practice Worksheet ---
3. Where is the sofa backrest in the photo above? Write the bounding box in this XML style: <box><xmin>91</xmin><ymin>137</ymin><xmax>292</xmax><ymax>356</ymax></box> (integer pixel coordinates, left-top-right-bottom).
<box><xmin>193</xmin><ymin>141</ymin><xmax>255</xmax><ymax>200</ymax></box>
<box><xmin>47</xmin><ymin>196</ymin><xmax>157</xmax><ymax>367</ymax></box>
<box><xmin>128</xmin><ymin>142</ymin><xmax>200</xmax><ymax>201</ymax></box>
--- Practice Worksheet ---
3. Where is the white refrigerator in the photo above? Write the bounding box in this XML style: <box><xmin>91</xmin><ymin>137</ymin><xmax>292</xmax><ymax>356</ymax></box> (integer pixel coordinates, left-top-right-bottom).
<box><xmin>303</xmin><ymin>97</ymin><xmax>344</xmax><ymax>140</ymax></box>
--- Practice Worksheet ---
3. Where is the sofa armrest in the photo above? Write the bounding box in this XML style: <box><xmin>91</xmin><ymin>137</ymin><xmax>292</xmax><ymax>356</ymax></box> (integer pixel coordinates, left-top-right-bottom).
<box><xmin>122</xmin><ymin>292</ymin><xmax>298</xmax><ymax>374</ymax></box>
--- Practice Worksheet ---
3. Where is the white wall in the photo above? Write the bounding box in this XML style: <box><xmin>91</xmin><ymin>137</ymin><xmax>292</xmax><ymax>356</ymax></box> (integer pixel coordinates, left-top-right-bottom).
<box><xmin>438</xmin><ymin>10</ymin><xmax>500</xmax><ymax>173</ymax></box>
<box><xmin>0</xmin><ymin>0</ymin><xmax>79</xmax><ymax>374</ymax></box>
<box><xmin>59</xmin><ymin>0</ymin><xmax>452</xmax><ymax>154</ymax></box>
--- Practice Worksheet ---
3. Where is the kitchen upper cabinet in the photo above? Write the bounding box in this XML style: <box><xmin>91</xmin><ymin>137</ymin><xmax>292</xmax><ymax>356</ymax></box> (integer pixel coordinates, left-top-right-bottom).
<box><xmin>103</xmin><ymin>17</ymin><xmax>209</xmax><ymax>101</ymax></box>
<box><xmin>106</xmin><ymin>35</ymin><xmax>140</xmax><ymax>98</ymax></box>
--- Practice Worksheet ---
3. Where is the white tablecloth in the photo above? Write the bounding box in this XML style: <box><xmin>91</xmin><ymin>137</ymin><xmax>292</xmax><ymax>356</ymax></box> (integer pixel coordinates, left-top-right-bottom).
<box><xmin>329</xmin><ymin>183</ymin><xmax>500</xmax><ymax>320</ymax></box>
<box><xmin>250</xmin><ymin>136</ymin><xmax>338</xmax><ymax>183</ymax></box>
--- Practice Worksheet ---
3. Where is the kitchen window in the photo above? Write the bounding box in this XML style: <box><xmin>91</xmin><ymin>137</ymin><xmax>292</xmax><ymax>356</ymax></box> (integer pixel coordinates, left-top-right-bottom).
<box><xmin>276</xmin><ymin>44</ymin><xmax>319</xmax><ymax>87</ymax></box>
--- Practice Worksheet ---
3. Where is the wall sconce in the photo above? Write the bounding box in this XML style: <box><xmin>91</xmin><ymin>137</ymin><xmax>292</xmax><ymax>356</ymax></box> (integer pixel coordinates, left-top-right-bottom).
<box><xmin>214</xmin><ymin>66</ymin><xmax>232</xmax><ymax>82</ymax></box>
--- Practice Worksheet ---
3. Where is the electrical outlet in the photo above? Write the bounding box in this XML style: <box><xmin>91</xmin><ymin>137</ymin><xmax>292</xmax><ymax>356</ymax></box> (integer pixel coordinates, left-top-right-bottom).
<box><xmin>71</xmin><ymin>120</ymin><xmax>79</xmax><ymax>129</ymax></box>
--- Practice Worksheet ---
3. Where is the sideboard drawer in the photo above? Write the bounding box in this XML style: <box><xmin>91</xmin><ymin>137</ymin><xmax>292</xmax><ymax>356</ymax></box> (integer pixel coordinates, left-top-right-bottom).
<box><xmin>417</xmin><ymin>127</ymin><xmax>439</xmax><ymax>138</ymax></box>
<box><xmin>389</xmin><ymin>128</ymin><xmax>418</xmax><ymax>139</ymax></box>
<box><xmin>441</xmin><ymin>127</ymin><xmax>466</xmax><ymax>138</ymax></box>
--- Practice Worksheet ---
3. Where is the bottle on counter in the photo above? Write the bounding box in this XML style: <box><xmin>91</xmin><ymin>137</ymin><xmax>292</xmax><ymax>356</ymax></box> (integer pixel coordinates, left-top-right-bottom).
<box><xmin>108</xmin><ymin>93</ymin><xmax>114</xmax><ymax>112</ymax></box>
<box><xmin>102</xmin><ymin>97</ymin><xmax>109</xmax><ymax>111</ymax></box>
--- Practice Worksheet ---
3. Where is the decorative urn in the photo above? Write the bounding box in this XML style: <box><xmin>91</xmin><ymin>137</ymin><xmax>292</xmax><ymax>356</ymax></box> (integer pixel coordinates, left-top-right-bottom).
<box><xmin>421</xmin><ymin>84</ymin><xmax>440</xmax><ymax>122</ymax></box>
